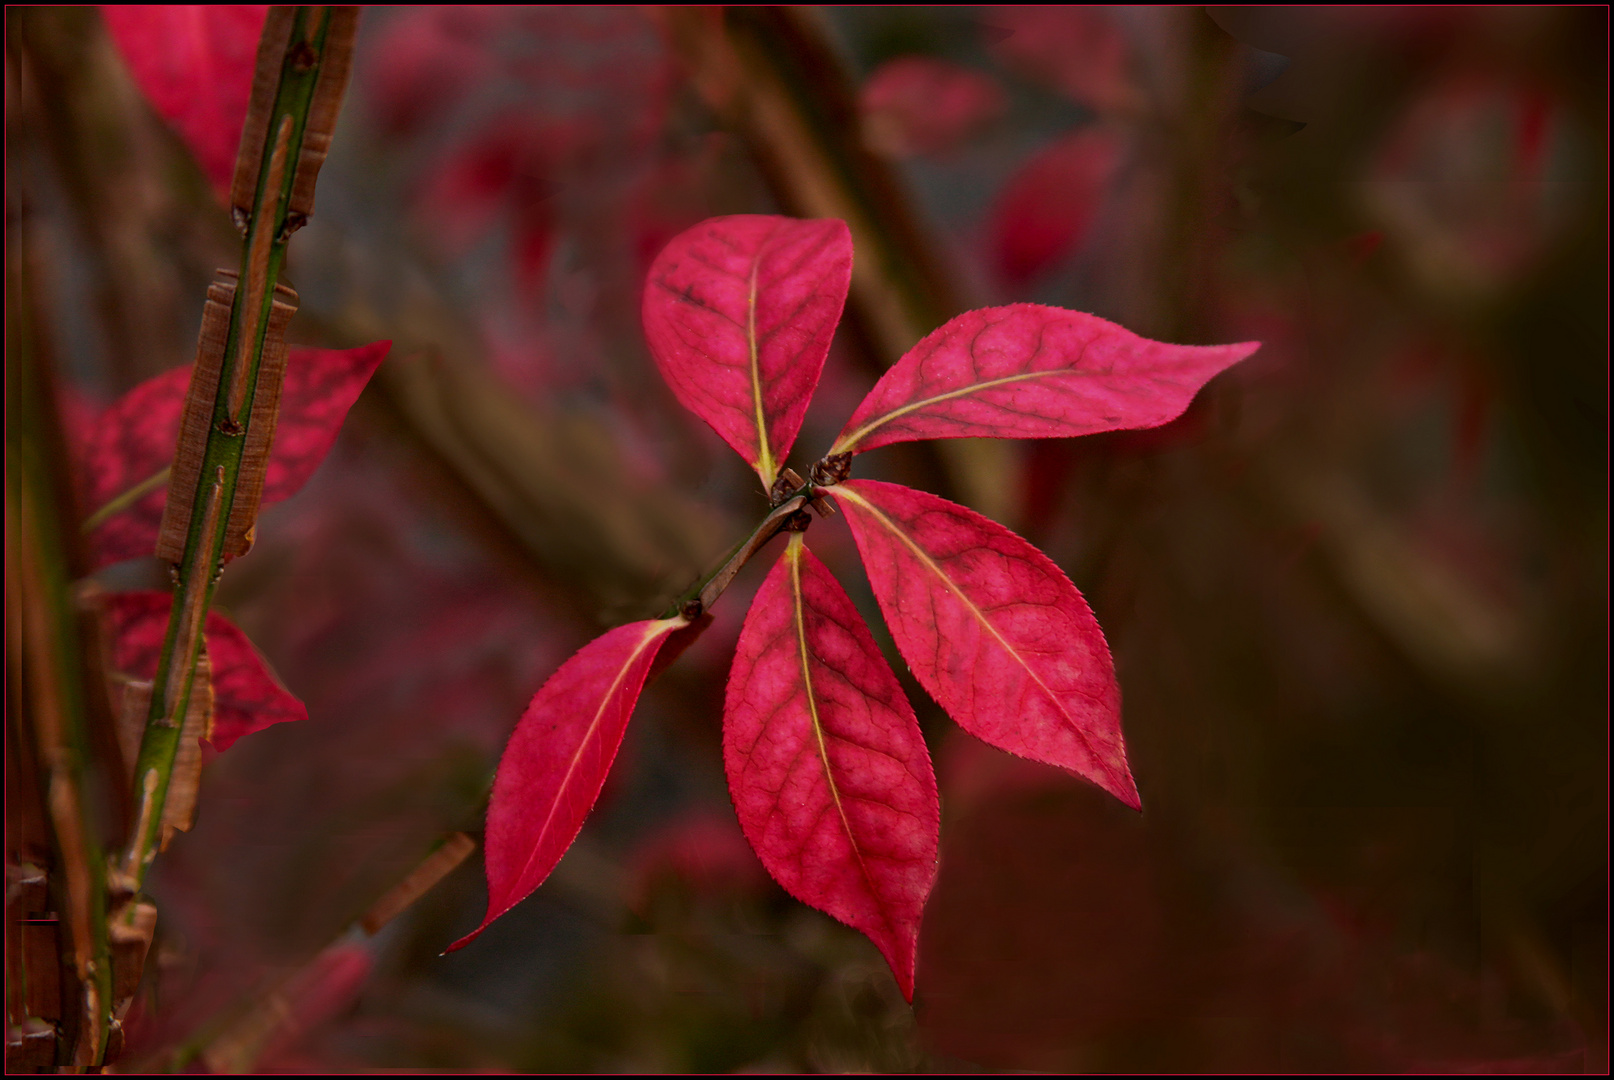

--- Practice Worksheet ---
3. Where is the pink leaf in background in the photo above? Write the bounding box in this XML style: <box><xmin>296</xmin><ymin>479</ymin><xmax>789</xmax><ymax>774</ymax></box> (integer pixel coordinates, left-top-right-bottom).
<box><xmin>104</xmin><ymin>591</ymin><xmax>307</xmax><ymax>752</ymax></box>
<box><xmin>860</xmin><ymin>56</ymin><xmax>1006</xmax><ymax>159</ymax></box>
<box><xmin>643</xmin><ymin>215</ymin><xmax>852</xmax><ymax>489</ymax></box>
<box><xmin>409</xmin><ymin>116</ymin><xmax>566</xmax><ymax>260</ymax></box>
<box><xmin>724</xmin><ymin>535</ymin><xmax>939</xmax><ymax>999</ymax></box>
<box><xmin>101</xmin><ymin>5</ymin><xmax>267</xmax><ymax>200</ymax></box>
<box><xmin>363</xmin><ymin>6</ymin><xmax>496</xmax><ymax>137</ymax></box>
<box><xmin>986</xmin><ymin>6</ymin><xmax>1138</xmax><ymax>115</ymax></box>
<box><xmin>829</xmin><ymin>479</ymin><xmax>1139</xmax><ymax>809</ymax></box>
<box><xmin>988</xmin><ymin>128</ymin><xmax>1122</xmax><ymax>285</ymax></box>
<box><xmin>449</xmin><ymin>617</ymin><xmax>687</xmax><ymax>952</ymax></box>
<box><xmin>833</xmin><ymin>305</ymin><xmax>1257</xmax><ymax>455</ymax></box>
<box><xmin>79</xmin><ymin>341</ymin><xmax>391</xmax><ymax>567</ymax></box>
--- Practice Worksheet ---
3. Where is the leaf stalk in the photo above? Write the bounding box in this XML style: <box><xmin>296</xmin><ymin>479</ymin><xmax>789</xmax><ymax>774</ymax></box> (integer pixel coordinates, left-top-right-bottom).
<box><xmin>661</xmin><ymin>487</ymin><xmax>816</xmax><ymax>620</ymax></box>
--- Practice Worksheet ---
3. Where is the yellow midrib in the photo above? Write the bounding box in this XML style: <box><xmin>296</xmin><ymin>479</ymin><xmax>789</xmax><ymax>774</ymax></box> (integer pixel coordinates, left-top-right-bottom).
<box><xmin>833</xmin><ymin>368</ymin><xmax>1086</xmax><ymax>453</ymax></box>
<box><xmin>747</xmin><ymin>259</ymin><xmax>776</xmax><ymax>486</ymax></box>
<box><xmin>789</xmin><ymin>538</ymin><xmax>879</xmax><ymax>905</ymax></box>
<box><xmin>828</xmin><ymin>484</ymin><xmax>1075</xmax><ymax>733</ymax></box>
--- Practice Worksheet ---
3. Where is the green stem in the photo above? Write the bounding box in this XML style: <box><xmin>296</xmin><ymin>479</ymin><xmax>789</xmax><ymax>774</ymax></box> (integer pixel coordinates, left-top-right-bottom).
<box><xmin>122</xmin><ymin>7</ymin><xmax>344</xmax><ymax>887</ymax></box>
<box><xmin>81</xmin><ymin>465</ymin><xmax>169</xmax><ymax>533</ymax></box>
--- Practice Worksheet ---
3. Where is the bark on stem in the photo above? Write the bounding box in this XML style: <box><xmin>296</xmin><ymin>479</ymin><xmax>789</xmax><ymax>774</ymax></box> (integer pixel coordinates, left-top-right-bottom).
<box><xmin>121</xmin><ymin>7</ymin><xmax>357</xmax><ymax>886</ymax></box>
<box><xmin>662</xmin><ymin>491</ymin><xmax>811</xmax><ymax>620</ymax></box>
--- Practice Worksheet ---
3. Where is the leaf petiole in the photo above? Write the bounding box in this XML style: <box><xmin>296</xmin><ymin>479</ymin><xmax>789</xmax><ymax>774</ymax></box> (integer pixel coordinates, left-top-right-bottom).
<box><xmin>661</xmin><ymin>486</ymin><xmax>815</xmax><ymax>620</ymax></box>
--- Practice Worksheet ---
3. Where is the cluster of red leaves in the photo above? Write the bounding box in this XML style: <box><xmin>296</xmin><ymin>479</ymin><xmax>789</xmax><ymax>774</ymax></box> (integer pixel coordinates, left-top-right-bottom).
<box><xmin>75</xmin><ymin>341</ymin><xmax>390</xmax><ymax>751</ymax></box>
<box><xmin>457</xmin><ymin>214</ymin><xmax>1258</xmax><ymax>998</ymax></box>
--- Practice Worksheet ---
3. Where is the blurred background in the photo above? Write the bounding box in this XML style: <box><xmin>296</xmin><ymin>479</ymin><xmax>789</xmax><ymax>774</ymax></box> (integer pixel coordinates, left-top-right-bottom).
<box><xmin>7</xmin><ymin>5</ymin><xmax>1606</xmax><ymax>1071</ymax></box>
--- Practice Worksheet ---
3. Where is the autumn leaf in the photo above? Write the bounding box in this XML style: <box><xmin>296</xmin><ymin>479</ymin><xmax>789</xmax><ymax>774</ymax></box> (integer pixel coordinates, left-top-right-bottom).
<box><xmin>724</xmin><ymin>534</ymin><xmax>939</xmax><ymax>999</ymax></box>
<box><xmin>832</xmin><ymin>305</ymin><xmax>1257</xmax><ymax>455</ymax></box>
<box><xmin>643</xmin><ymin>215</ymin><xmax>853</xmax><ymax>489</ymax></box>
<box><xmin>103</xmin><ymin>590</ymin><xmax>307</xmax><ymax>752</ymax></box>
<box><xmin>829</xmin><ymin>479</ymin><xmax>1140</xmax><ymax>809</ymax></box>
<box><xmin>449</xmin><ymin>617</ymin><xmax>688</xmax><ymax>951</ymax></box>
<box><xmin>101</xmin><ymin>5</ymin><xmax>268</xmax><ymax>200</ymax></box>
<box><xmin>987</xmin><ymin>129</ymin><xmax>1122</xmax><ymax>285</ymax></box>
<box><xmin>79</xmin><ymin>342</ymin><xmax>391</xmax><ymax>567</ymax></box>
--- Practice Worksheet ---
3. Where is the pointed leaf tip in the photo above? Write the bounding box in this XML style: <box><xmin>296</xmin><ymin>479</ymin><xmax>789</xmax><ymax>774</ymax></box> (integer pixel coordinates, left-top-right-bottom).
<box><xmin>725</xmin><ymin>536</ymin><xmax>939</xmax><ymax>999</ymax></box>
<box><xmin>449</xmin><ymin>617</ymin><xmax>686</xmax><ymax>952</ymax></box>
<box><xmin>104</xmin><ymin>591</ymin><xmax>307</xmax><ymax>752</ymax></box>
<box><xmin>833</xmin><ymin>304</ymin><xmax>1258</xmax><ymax>455</ymax></box>
<box><xmin>643</xmin><ymin>215</ymin><xmax>852</xmax><ymax>489</ymax></box>
<box><xmin>832</xmin><ymin>480</ymin><xmax>1140</xmax><ymax>810</ymax></box>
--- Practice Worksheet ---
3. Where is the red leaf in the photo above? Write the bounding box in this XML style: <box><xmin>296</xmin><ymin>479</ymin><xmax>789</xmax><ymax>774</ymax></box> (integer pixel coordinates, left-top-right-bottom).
<box><xmin>829</xmin><ymin>479</ymin><xmax>1140</xmax><ymax>809</ymax></box>
<box><xmin>104</xmin><ymin>591</ymin><xmax>307</xmax><ymax>752</ymax></box>
<box><xmin>101</xmin><ymin>5</ymin><xmax>268</xmax><ymax>201</ymax></box>
<box><xmin>449</xmin><ymin>617</ymin><xmax>687</xmax><ymax>951</ymax></box>
<box><xmin>724</xmin><ymin>534</ymin><xmax>939</xmax><ymax>1000</ymax></box>
<box><xmin>987</xmin><ymin>128</ymin><xmax>1122</xmax><ymax>285</ymax></box>
<box><xmin>860</xmin><ymin>56</ymin><xmax>1006</xmax><ymax>159</ymax></box>
<box><xmin>643</xmin><ymin>215</ymin><xmax>852</xmax><ymax>489</ymax></box>
<box><xmin>832</xmin><ymin>305</ymin><xmax>1257</xmax><ymax>455</ymax></box>
<box><xmin>80</xmin><ymin>342</ymin><xmax>391</xmax><ymax>567</ymax></box>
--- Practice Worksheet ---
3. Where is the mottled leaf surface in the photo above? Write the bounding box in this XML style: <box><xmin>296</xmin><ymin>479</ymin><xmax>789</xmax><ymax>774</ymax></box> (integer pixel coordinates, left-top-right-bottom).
<box><xmin>830</xmin><ymin>480</ymin><xmax>1139</xmax><ymax>809</ymax></box>
<box><xmin>833</xmin><ymin>304</ymin><xmax>1258</xmax><ymax>454</ymax></box>
<box><xmin>102</xmin><ymin>5</ymin><xmax>268</xmax><ymax>200</ymax></box>
<box><xmin>725</xmin><ymin>535</ymin><xmax>938</xmax><ymax>999</ymax></box>
<box><xmin>80</xmin><ymin>342</ymin><xmax>390</xmax><ymax>567</ymax></box>
<box><xmin>643</xmin><ymin>215</ymin><xmax>852</xmax><ymax>488</ymax></box>
<box><xmin>104</xmin><ymin>590</ymin><xmax>307</xmax><ymax>752</ymax></box>
<box><xmin>450</xmin><ymin>618</ymin><xmax>686</xmax><ymax>951</ymax></box>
